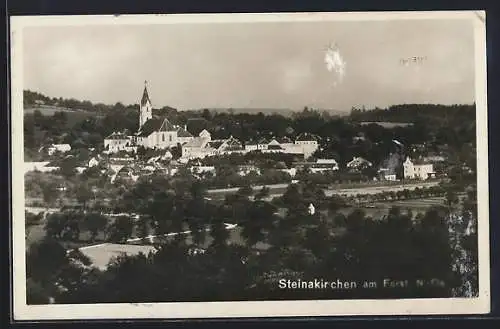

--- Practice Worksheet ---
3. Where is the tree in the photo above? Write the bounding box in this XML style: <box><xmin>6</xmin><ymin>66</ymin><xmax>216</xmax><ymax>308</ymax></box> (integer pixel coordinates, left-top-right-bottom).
<box><xmin>76</xmin><ymin>184</ymin><xmax>93</xmax><ymax>209</ymax></box>
<box><xmin>45</xmin><ymin>211</ymin><xmax>82</xmax><ymax>241</ymax></box>
<box><xmin>59</xmin><ymin>156</ymin><xmax>78</xmax><ymax>178</ymax></box>
<box><xmin>254</xmin><ymin>186</ymin><xmax>270</xmax><ymax>201</ymax></box>
<box><xmin>282</xmin><ymin>184</ymin><xmax>303</xmax><ymax>209</ymax></box>
<box><xmin>42</xmin><ymin>184</ymin><xmax>58</xmax><ymax>208</ymax></box>
<box><xmin>107</xmin><ymin>216</ymin><xmax>135</xmax><ymax>243</ymax></box>
<box><xmin>202</xmin><ymin>109</ymin><xmax>212</xmax><ymax>121</ymax></box>
<box><xmin>45</xmin><ymin>213</ymin><xmax>68</xmax><ymax>239</ymax></box>
<box><xmin>445</xmin><ymin>190</ymin><xmax>459</xmax><ymax>209</ymax></box>
<box><xmin>241</xmin><ymin>201</ymin><xmax>275</xmax><ymax>247</ymax></box>
<box><xmin>26</xmin><ymin>278</ymin><xmax>52</xmax><ymax>304</ymax></box>
<box><xmin>26</xmin><ymin>237</ymin><xmax>68</xmax><ymax>284</ymax></box>
<box><xmin>83</xmin><ymin>213</ymin><xmax>108</xmax><ymax>242</ymax></box>
<box><xmin>209</xmin><ymin>217</ymin><xmax>230</xmax><ymax>249</ymax></box>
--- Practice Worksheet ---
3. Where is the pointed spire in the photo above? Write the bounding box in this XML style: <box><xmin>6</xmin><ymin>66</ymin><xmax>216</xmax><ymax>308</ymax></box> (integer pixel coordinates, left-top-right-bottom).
<box><xmin>141</xmin><ymin>80</ymin><xmax>151</xmax><ymax>106</ymax></box>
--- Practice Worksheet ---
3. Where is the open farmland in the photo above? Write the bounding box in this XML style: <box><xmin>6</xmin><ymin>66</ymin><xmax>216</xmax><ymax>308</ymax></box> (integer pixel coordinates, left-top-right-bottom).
<box><xmin>24</xmin><ymin>106</ymin><xmax>103</xmax><ymax>127</ymax></box>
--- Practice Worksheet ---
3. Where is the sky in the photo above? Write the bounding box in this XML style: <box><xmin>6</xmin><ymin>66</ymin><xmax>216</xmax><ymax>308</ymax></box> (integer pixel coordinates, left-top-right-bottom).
<box><xmin>22</xmin><ymin>18</ymin><xmax>476</xmax><ymax>112</ymax></box>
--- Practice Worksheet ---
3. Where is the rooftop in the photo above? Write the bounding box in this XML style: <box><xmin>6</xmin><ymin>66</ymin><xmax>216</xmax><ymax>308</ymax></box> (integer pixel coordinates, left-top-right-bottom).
<box><xmin>105</xmin><ymin>132</ymin><xmax>129</xmax><ymax>140</ymax></box>
<box><xmin>177</xmin><ymin>127</ymin><xmax>193</xmax><ymax>138</ymax></box>
<box><xmin>296</xmin><ymin>133</ymin><xmax>320</xmax><ymax>141</ymax></box>
<box><xmin>137</xmin><ymin>117</ymin><xmax>177</xmax><ymax>137</ymax></box>
<box><xmin>141</xmin><ymin>83</ymin><xmax>151</xmax><ymax>107</ymax></box>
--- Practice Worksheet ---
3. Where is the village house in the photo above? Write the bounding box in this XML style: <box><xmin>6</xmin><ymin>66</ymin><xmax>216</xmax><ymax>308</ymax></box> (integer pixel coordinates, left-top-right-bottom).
<box><xmin>346</xmin><ymin>157</ymin><xmax>373</xmax><ymax>172</ymax></box>
<box><xmin>103</xmin><ymin>132</ymin><xmax>134</xmax><ymax>154</ymax></box>
<box><xmin>181</xmin><ymin>129</ymin><xmax>214</xmax><ymax>160</ymax></box>
<box><xmin>244</xmin><ymin>137</ymin><xmax>270</xmax><ymax>152</ymax></box>
<box><xmin>237</xmin><ymin>164</ymin><xmax>261</xmax><ymax>176</ymax></box>
<box><xmin>422</xmin><ymin>155</ymin><xmax>446</xmax><ymax>163</ymax></box>
<box><xmin>294</xmin><ymin>133</ymin><xmax>320</xmax><ymax>158</ymax></box>
<box><xmin>88</xmin><ymin>157</ymin><xmax>99</xmax><ymax>168</ymax></box>
<box><xmin>310</xmin><ymin>158</ymin><xmax>340</xmax><ymax>173</ymax></box>
<box><xmin>189</xmin><ymin>165</ymin><xmax>216</xmax><ymax>177</ymax></box>
<box><xmin>45</xmin><ymin>143</ymin><xmax>71</xmax><ymax>156</ymax></box>
<box><xmin>182</xmin><ymin>133</ymin><xmax>244</xmax><ymax>160</ymax></box>
<box><xmin>279</xmin><ymin>168</ymin><xmax>297</xmax><ymax>178</ymax></box>
<box><xmin>403</xmin><ymin>157</ymin><xmax>435</xmax><ymax>180</ymax></box>
<box><xmin>377</xmin><ymin>168</ymin><xmax>397</xmax><ymax>181</ymax></box>
<box><xmin>209</xmin><ymin>136</ymin><xmax>245</xmax><ymax>155</ymax></box>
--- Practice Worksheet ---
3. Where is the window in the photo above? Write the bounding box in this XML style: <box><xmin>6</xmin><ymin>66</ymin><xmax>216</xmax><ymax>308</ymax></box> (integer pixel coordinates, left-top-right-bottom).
<box><xmin>169</xmin><ymin>135</ymin><xmax>172</xmax><ymax>142</ymax></box>
<box><xmin>162</xmin><ymin>134</ymin><xmax>165</xmax><ymax>142</ymax></box>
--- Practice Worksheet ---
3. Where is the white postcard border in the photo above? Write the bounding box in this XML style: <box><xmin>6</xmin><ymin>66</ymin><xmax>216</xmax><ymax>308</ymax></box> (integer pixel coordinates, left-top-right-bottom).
<box><xmin>10</xmin><ymin>11</ymin><xmax>490</xmax><ymax>320</ymax></box>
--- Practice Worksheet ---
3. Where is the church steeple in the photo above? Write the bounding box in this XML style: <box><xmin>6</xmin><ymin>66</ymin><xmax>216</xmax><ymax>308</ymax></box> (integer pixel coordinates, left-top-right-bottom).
<box><xmin>141</xmin><ymin>80</ymin><xmax>151</xmax><ymax>107</ymax></box>
<box><xmin>139</xmin><ymin>80</ymin><xmax>152</xmax><ymax>128</ymax></box>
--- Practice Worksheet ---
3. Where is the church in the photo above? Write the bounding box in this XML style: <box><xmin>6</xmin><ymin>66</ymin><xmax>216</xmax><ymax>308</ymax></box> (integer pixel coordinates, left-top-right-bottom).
<box><xmin>135</xmin><ymin>82</ymin><xmax>194</xmax><ymax>149</ymax></box>
<box><xmin>104</xmin><ymin>82</ymin><xmax>194</xmax><ymax>153</ymax></box>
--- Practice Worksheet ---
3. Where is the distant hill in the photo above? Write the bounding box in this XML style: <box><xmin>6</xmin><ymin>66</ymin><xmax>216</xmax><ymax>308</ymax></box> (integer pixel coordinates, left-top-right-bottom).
<box><xmin>197</xmin><ymin>108</ymin><xmax>347</xmax><ymax>117</ymax></box>
<box><xmin>24</xmin><ymin>106</ymin><xmax>102</xmax><ymax>127</ymax></box>
<box><xmin>349</xmin><ymin>104</ymin><xmax>475</xmax><ymax>125</ymax></box>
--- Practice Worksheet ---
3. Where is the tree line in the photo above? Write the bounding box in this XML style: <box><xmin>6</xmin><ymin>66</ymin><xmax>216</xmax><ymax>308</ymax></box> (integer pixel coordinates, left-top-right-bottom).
<box><xmin>24</xmin><ymin>90</ymin><xmax>476</xmax><ymax>172</ymax></box>
<box><xmin>26</xmin><ymin>177</ymin><xmax>478</xmax><ymax>304</ymax></box>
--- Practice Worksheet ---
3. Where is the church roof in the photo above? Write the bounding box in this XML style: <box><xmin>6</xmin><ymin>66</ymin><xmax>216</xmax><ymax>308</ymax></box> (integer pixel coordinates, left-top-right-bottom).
<box><xmin>137</xmin><ymin>118</ymin><xmax>162</xmax><ymax>137</ymax></box>
<box><xmin>105</xmin><ymin>132</ymin><xmax>129</xmax><ymax>140</ymax></box>
<box><xmin>296</xmin><ymin>133</ymin><xmax>320</xmax><ymax>141</ymax></box>
<box><xmin>137</xmin><ymin>117</ymin><xmax>179</xmax><ymax>137</ymax></box>
<box><xmin>158</xmin><ymin>118</ymin><xmax>177</xmax><ymax>132</ymax></box>
<box><xmin>177</xmin><ymin>127</ymin><xmax>193</xmax><ymax>138</ymax></box>
<box><xmin>141</xmin><ymin>84</ymin><xmax>151</xmax><ymax>106</ymax></box>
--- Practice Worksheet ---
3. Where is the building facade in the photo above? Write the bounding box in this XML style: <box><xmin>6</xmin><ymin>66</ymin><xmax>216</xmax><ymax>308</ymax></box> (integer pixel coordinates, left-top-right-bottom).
<box><xmin>403</xmin><ymin>157</ymin><xmax>434</xmax><ymax>180</ymax></box>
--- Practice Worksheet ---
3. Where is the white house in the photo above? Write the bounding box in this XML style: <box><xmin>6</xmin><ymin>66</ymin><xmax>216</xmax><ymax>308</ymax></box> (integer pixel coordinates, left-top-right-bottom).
<box><xmin>104</xmin><ymin>132</ymin><xmax>132</xmax><ymax>153</ymax></box>
<box><xmin>237</xmin><ymin>165</ymin><xmax>261</xmax><ymax>176</ymax></box>
<box><xmin>47</xmin><ymin>144</ymin><xmax>71</xmax><ymax>156</ymax></box>
<box><xmin>403</xmin><ymin>157</ymin><xmax>434</xmax><ymax>180</ymax></box>
<box><xmin>182</xmin><ymin>133</ymin><xmax>244</xmax><ymax>160</ymax></box>
<box><xmin>308</xmin><ymin>203</ymin><xmax>316</xmax><ymax>215</ymax></box>
<box><xmin>189</xmin><ymin>165</ymin><xmax>216</xmax><ymax>176</ymax></box>
<box><xmin>294</xmin><ymin>133</ymin><xmax>320</xmax><ymax>158</ymax></box>
<box><xmin>313</xmin><ymin>158</ymin><xmax>339</xmax><ymax>172</ymax></box>
<box><xmin>88</xmin><ymin>157</ymin><xmax>99</xmax><ymax>168</ymax></box>
<box><xmin>279</xmin><ymin>168</ymin><xmax>297</xmax><ymax>178</ymax></box>
<box><xmin>182</xmin><ymin>130</ymin><xmax>213</xmax><ymax>160</ymax></box>
<box><xmin>346</xmin><ymin>157</ymin><xmax>372</xmax><ymax>171</ymax></box>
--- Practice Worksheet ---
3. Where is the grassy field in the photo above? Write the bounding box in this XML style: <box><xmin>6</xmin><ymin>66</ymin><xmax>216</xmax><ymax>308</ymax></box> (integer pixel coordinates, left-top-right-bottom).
<box><xmin>351</xmin><ymin>196</ymin><xmax>446</xmax><ymax>218</ymax></box>
<box><xmin>24</xmin><ymin>106</ymin><xmax>102</xmax><ymax>127</ymax></box>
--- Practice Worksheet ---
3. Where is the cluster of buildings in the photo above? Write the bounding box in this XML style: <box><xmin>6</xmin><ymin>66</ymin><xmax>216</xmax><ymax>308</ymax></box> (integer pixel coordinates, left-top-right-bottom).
<box><xmin>28</xmin><ymin>83</ymin><xmax>439</xmax><ymax>183</ymax></box>
<box><xmin>103</xmin><ymin>83</ymin><xmax>320</xmax><ymax>160</ymax></box>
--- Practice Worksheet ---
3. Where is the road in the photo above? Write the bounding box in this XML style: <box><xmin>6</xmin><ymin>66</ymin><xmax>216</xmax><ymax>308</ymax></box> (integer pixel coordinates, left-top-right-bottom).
<box><xmin>207</xmin><ymin>181</ymin><xmax>441</xmax><ymax>200</ymax></box>
<box><xmin>126</xmin><ymin>223</ymin><xmax>238</xmax><ymax>243</ymax></box>
<box><xmin>324</xmin><ymin>181</ymin><xmax>440</xmax><ymax>196</ymax></box>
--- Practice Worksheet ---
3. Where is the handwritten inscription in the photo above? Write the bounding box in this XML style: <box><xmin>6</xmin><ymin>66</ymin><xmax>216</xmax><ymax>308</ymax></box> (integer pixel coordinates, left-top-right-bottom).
<box><xmin>400</xmin><ymin>56</ymin><xmax>427</xmax><ymax>66</ymax></box>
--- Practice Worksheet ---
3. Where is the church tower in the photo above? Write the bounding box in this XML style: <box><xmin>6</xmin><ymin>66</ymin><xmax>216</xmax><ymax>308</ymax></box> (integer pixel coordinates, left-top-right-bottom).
<box><xmin>139</xmin><ymin>80</ymin><xmax>153</xmax><ymax>128</ymax></box>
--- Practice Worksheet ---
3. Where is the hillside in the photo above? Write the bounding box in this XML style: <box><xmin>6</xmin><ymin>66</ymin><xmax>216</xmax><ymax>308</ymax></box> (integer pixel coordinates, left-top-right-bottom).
<box><xmin>349</xmin><ymin>104</ymin><xmax>475</xmax><ymax>125</ymax></box>
<box><xmin>200</xmin><ymin>108</ymin><xmax>347</xmax><ymax>117</ymax></box>
<box><xmin>24</xmin><ymin>106</ymin><xmax>103</xmax><ymax>128</ymax></box>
